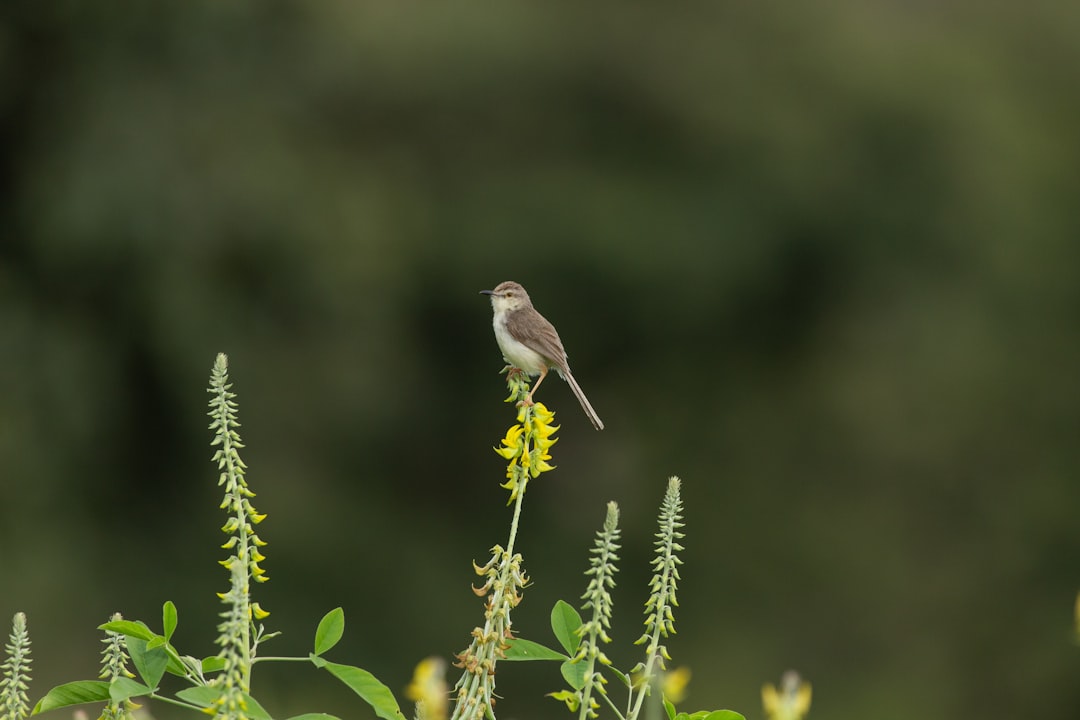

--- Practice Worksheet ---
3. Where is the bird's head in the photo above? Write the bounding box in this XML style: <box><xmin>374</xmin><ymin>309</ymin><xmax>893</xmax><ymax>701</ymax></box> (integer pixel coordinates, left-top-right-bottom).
<box><xmin>480</xmin><ymin>281</ymin><xmax>532</xmax><ymax>313</ymax></box>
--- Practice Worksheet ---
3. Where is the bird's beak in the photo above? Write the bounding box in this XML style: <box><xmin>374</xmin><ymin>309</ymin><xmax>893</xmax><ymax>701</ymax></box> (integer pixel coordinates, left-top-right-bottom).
<box><xmin>479</xmin><ymin>289</ymin><xmax>495</xmax><ymax>296</ymax></box>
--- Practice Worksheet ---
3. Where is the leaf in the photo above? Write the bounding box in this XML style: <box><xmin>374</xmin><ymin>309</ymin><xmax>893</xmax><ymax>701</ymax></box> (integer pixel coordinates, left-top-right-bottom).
<box><xmin>314</xmin><ymin>607</ymin><xmax>345</xmax><ymax>656</ymax></box>
<box><xmin>502</xmin><ymin>637</ymin><xmax>567</xmax><ymax>661</ymax></box>
<box><xmin>163</xmin><ymin>650</ymin><xmax>191</xmax><ymax>678</ymax></box>
<box><xmin>162</xmin><ymin>601</ymin><xmax>178</xmax><ymax>642</ymax></box>
<box><xmin>664</xmin><ymin>696</ymin><xmax>676</xmax><ymax>720</ymax></box>
<box><xmin>176</xmin><ymin>685</ymin><xmax>222</xmax><ymax>707</ymax></box>
<box><xmin>109</xmin><ymin>677</ymin><xmax>152</xmax><ymax>702</ymax></box>
<box><xmin>560</xmin><ymin>659</ymin><xmax>589</xmax><ymax>691</ymax></box>
<box><xmin>286</xmin><ymin>715</ymin><xmax>342</xmax><ymax>720</ymax></box>
<box><xmin>201</xmin><ymin>655</ymin><xmax>227</xmax><ymax>674</ymax></box>
<box><xmin>33</xmin><ymin>681</ymin><xmax>110</xmax><ymax>713</ymax></box>
<box><xmin>242</xmin><ymin>693</ymin><xmax>273</xmax><ymax>720</ymax></box>
<box><xmin>312</xmin><ymin>658</ymin><xmax>406</xmax><ymax>720</ymax></box>
<box><xmin>127</xmin><ymin>637</ymin><xmax>169</xmax><ymax>689</ymax></box>
<box><xmin>98</xmin><ymin>620</ymin><xmax>155</xmax><ymax>641</ymax></box>
<box><xmin>550</xmin><ymin>600</ymin><xmax>583</xmax><ymax>655</ymax></box>
<box><xmin>174</xmin><ymin>687</ymin><xmax>272</xmax><ymax>719</ymax></box>
<box><xmin>700</xmin><ymin>712</ymin><xmax>746</xmax><ymax>720</ymax></box>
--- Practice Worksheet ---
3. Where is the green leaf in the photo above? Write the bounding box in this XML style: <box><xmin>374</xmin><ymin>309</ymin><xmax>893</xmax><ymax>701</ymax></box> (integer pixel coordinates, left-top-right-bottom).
<box><xmin>286</xmin><ymin>715</ymin><xmax>342</xmax><ymax>720</ymax></box>
<box><xmin>33</xmin><ymin>681</ymin><xmax>110</xmax><ymax>713</ymax></box>
<box><xmin>109</xmin><ymin>677</ymin><xmax>152</xmax><ymax>703</ymax></box>
<box><xmin>312</xmin><ymin>658</ymin><xmax>406</xmax><ymax>720</ymax></box>
<box><xmin>664</xmin><ymin>695</ymin><xmax>676</xmax><ymax>720</ymax></box>
<box><xmin>502</xmin><ymin>637</ymin><xmax>567</xmax><ymax>661</ymax></box>
<box><xmin>176</xmin><ymin>685</ymin><xmax>222</xmax><ymax>707</ymax></box>
<box><xmin>109</xmin><ymin>677</ymin><xmax>152</xmax><ymax>702</ymax></box>
<box><xmin>550</xmin><ymin>600</ymin><xmax>583</xmax><ymax>655</ymax></box>
<box><xmin>560</xmin><ymin>659</ymin><xmax>589</xmax><ymax>690</ymax></box>
<box><xmin>242</xmin><ymin>693</ymin><xmax>273</xmax><ymax>720</ymax></box>
<box><xmin>127</xmin><ymin>637</ymin><xmax>169</xmax><ymax>689</ymax></box>
<box><xmin>174</xmin><ymin>687</ymin><xmax>271</xmax><ymax>719</ymax></box>
<box><xmin>700</xmin><ymin>712</ymin><xmax>745</xmax><ymax>720</ymax></box>
<box><xmin>98</xmin><ymin>620</ymin><xmax>155</xmax><ymax>641</ymax></box>
<box><xmin>162</xmin><ymin>601</ymin><xmax>178</xmax><ymax>642</ymax></box>
<box><xmin>201</xmin><ymin>655</ymin><xmax>227</xmax><ymax>674</ymax></box>
<box><xmin>314</xmin><ymin>607</ymin><xmax>345</xmax><ymax>656</ymax></box>
<box><xmin>162</xmin><ymin>650</ymin><xmax>191</xmax><ymax>678</ymax></box>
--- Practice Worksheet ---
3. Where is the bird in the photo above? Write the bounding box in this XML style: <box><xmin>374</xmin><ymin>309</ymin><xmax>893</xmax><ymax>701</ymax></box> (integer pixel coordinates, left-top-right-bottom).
<box><xmin>480</xmin><ymin>281</ymin><xmax>604</xmax><ymax>430</ymax></box>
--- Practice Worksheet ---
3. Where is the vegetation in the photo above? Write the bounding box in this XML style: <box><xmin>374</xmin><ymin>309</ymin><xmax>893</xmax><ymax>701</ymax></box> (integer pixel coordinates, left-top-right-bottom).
<box><xmin>3</xmin><ymin>3</ymin><xmax>1079</xmax><ymax>718</ymax></box>
<box><xmin>3</xmin><ymin>356</ymin><xmax>772</xmax><ymax>720</ymax></box>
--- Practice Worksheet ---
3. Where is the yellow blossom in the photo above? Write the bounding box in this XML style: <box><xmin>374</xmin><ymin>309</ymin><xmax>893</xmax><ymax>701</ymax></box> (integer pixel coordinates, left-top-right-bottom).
<box><xmin>662</xmin><ymin>666</ymin><xmax>691</xmax><ymax>703</ymax></box>
<box><xmin>494</xmin><ymin>425</ymin><xmax>525</xmax><ymax>460</ymax></box>
<box><xmin>763</xmin><ymin>670</ymin><xmax>811</xmax><ymax>720</ymax></box>
<box><xmin>405</xmin><ymin>656</ymin><xmax>449</xmax><ymax>720</ymax></box>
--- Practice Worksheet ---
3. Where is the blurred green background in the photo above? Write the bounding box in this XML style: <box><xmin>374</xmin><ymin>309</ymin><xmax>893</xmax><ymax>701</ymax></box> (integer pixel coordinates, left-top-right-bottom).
<box><xmin>2</xmin><ymin>1</ymin><xmax>1079</xmax><ymax>718</ymax></box>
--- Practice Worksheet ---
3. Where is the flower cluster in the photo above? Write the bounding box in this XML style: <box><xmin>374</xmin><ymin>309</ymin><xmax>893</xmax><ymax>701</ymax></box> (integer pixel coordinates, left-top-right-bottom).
<box><xmin>494</xmin><ymin>395</ymin><xmax>559</xmax><ymax>504</ymax></box>
<box><xmin>1</xmin><ymin>612</ymin><xmax>31</xmax><ymax>720</ymax></box>
<box><xmin>575</xmin><ymin>501</ymin><xmax>622</xmax><ymax>718</ymax></box>
<box><xmin>628</xmin><ymin>476</ymin><xmax>684</xmax><ymax>717</ymax></box>
<box><xmin>207</xmin><ymin>353</ymin><xmax>269</xmax><ymax>718</ymax></box>
<box><xmin>450</xmin><ymin>546</ymin><xmax>529</xmax><ymax>719</ymax></box>
<box><xmin>99</xmin><ymin>612</ymin><xmax>137</xmax><ymax>720</ymax></box>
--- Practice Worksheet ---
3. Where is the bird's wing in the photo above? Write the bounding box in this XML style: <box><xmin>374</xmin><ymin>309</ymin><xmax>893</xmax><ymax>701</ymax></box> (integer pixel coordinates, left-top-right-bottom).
<box><xmin>506</xmin><ymin>310</ymin><xmax>568</xmax><ymax>367</ymax></box>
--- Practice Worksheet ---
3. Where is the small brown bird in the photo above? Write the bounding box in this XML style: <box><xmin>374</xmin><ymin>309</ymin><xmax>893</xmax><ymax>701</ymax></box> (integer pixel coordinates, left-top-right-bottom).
<box><xmin>480</xmin><ymin>281</ymin><xmax>604</xmax><ymax>430</ymax></box>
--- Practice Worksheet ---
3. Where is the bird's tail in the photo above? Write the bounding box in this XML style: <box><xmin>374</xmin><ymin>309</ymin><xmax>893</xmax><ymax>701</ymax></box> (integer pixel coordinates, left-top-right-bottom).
<box><xmin>561</xmin><ymin>368</ymin><xmax>604</xmax><ymax>431</ymax></box>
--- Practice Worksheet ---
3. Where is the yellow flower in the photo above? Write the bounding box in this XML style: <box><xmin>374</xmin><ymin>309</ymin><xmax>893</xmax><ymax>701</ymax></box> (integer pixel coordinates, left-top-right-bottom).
<box><xmin>494</xmin><ymin>425</ymin><xmax>524</xmax><ymax>460</ymax></box>
<box><xmin>762</xmin><ymin>671</ymin><xmax>811</xmax><ymax>720</ymax></box>
<box><xmin>662</xmin><ymin>666</ymin><xmax>691</xmax><ymax>703</ymax></box>
<box><xmin>405</xmin><ymin>656</ymin><xmax>449</xmax><ymax>720</ymax></box>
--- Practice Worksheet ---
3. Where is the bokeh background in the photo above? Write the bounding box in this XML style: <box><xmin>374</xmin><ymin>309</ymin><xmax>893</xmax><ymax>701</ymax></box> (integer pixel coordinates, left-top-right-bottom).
<box><xmin>3</xmin><ymin>1</ymin><xmax>1079</xmax><ymax>718</ymax></box>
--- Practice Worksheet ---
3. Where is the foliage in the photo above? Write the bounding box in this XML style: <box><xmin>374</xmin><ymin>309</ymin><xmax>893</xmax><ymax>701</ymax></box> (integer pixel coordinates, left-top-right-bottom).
<box><xmin>4</xmin><ymin>4</ymin><xmax>1080</xmax><ymax>718</ymax></box>
<box><xmin>24</xmin><ymin>355</ymin><xmax>406</xmax><ymax>720</ymax></box>
<box><xmin>2</xmin><ymin>355</ymin><xmax>768</xmax><ymax>720</ymax></box>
